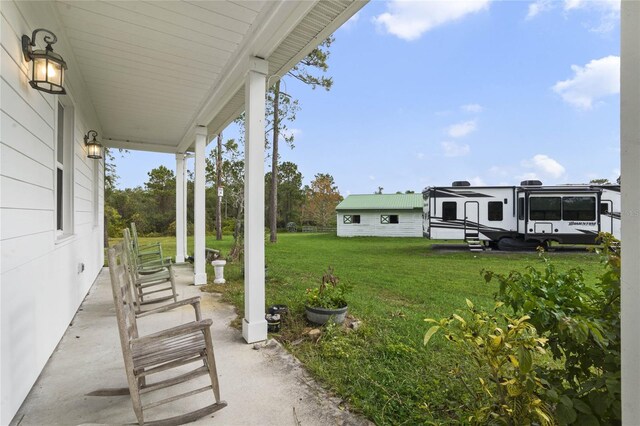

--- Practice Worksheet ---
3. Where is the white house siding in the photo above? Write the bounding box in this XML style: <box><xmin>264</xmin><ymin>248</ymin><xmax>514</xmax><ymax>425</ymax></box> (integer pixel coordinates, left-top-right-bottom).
<box><xmin>337</xmin><ymin>211</ymin><xmax>423</xmax><ymax>237</ymax></box>
<box><xmin>0</xmin><ymin>2</ymin><xmax>104</xmax><ymax>424</ymax></box>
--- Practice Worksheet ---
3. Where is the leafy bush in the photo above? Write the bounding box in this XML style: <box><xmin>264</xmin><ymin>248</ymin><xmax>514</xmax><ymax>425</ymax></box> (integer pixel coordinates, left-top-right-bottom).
<box><xmin>304</xmin><ymin>266</ymin><xmax>350</xmax><ymax>309</ymax></box>
<box><xmin>483</xmin><ymin>234</ymin><xmax>621</xmax><ymax>425</ymax></box>
<box><xmin>425</xmin><ymin>300</ymin><xmax>554</xmax><ymax>425</ymax></box>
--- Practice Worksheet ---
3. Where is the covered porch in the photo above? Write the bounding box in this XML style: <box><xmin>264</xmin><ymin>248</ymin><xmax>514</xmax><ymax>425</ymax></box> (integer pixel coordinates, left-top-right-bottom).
<box><xmin>10</xmin><ymin>263</ymin><xmax>369</xmax><ymax>425</ymax></box>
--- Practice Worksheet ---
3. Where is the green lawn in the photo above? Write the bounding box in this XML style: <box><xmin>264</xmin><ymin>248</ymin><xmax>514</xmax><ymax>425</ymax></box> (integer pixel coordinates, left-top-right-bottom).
<box><xmin>129</xmin><ymin>233</ymin><xmax>602</xmax><ymax>424</ymax></box>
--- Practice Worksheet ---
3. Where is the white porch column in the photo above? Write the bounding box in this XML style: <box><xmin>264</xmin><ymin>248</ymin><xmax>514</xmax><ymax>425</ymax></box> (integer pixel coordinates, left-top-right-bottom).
<box><xmin>242</xmin><ymin>57</ymin><xmax>268</xmax><ymax>343</ymax></box>
<box><xmin>184</xmin><ymin>154</ymin><xmax>192</xmax><ymax>259</ymax></box>
<box><xmin>621</xmin><ymin>1</ymin><xmax>640</xmax><ymax>422</ymax></box>
<box><xmin>175</xmin><ymin>153</ymin><xmax>186</xmax><ymax>263</ymax></box>
<box><xmin>194</xmin><ymin>127</ymin><xmax>207</xmax><ymax>285</ymax></box>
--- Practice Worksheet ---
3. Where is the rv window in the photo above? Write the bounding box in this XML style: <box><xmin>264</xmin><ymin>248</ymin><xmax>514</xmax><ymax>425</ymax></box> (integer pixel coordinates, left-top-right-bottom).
<box><xmin>529</xmin><ymin>197</ymin><xmax>561</xmax><ymax>220</ymax></box>
<box><xmin>518</xmin><ymin>198</ymin><xmax>524</xmax><ymax>220</ymax></box>
<box><xmin>563</xmin><ymin>197</ymin><xmax>595</xmax><ymax>221</ymax></box>
<box><xmin>488</xmin><ymin>201</ymin><xmax>503</xmax><ymax>221</ymax></box>
<box><xmin>442</xmin><ymin>202</ymin><xmax>457</xmax><ymax>221</ymax></box>
<box><xmin>600</xmin><ymin>203</ymin><xmax>610</xmax><ymax>214</ymax></box>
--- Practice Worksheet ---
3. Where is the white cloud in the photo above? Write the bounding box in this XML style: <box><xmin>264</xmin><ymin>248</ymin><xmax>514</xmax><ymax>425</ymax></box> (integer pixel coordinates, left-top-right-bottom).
<box><xmin>521</xmin><ymin>154</ymin><xmax>566</xmax><ymax>179</ymax></box>
<box><xmin>526</xmin><ymin>0</ymin><xmax>619</xmax><ymax>33</ymax></box>
<box><xmin>527</xmin><ymin>0</ymin><xmax>553</xmax><ymax>20</ymax></box>
<box><xmin>564</xmin><ymin>0</ymin><xmax>620</xmax><ymax>13</ymax></box>
<box><xmin>461</xmin><ymin>103</ymin><xmax>483</xmax><ymax>113</ymax></box>
<box><xmin>372</xmin><ymin>0</ymin><xmax>491</xmax><ymax>41</ymax></box>
<box><xmin>441</xmin><ymin>141</ymin><xmax>470</xmax><ymax>157</ymax></box>
<box><xmin>369</xmin><ymin>175</ymin><xmax>376</xmax><ymax>181</ymax></box>
<box><xmin>552</xmin><ymin>55</ymin><xmax>619</xmax><ymax>110</ymax></box>
<box><xmin>447</xmin><ymin>120</ymin><xmax>477</xmax><ymax>138</ymax></box>
<box><xmin>469</xmin><ymin>176</ymin><xmax>486</xmax><ymax>186</ymax></box>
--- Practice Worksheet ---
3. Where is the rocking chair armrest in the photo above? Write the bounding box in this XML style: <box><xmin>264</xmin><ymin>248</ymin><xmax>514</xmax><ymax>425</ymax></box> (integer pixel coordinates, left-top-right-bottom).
<box><xmin>133</xmin><ymin>320</ymin><xmax>213</xmax><ymax>345</ymax></box>
<box><xmin>136</xmin><ymin>297</ymin><xmax>202</xmax><ymax>319</ymax></box>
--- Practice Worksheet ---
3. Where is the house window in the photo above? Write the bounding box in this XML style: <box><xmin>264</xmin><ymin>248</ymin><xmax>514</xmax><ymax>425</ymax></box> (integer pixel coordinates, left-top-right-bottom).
<box><xmin>381</xmin><ymin>214</ymin><xmax>399</xmax><ymax>224</ymax></box>
<box><xmin>344</xmin><ymin>215</ymin><xmax>360</xmax><ymax>224</ymax></box>
<box><xmin>55</xmin><ymin>100</ymin><xmax>74</xmax><ymax>237</ymax></box>
<box><xmin>488</xmin><ymin>201</ymin><xmax>503</xmax><ymax>221</ymax></box>
<box><xmin>529</xmin><ymin>197</ymin><xmax>561</xmax><ymax>220</ymax></box>
<box><xmin>563</xmin><ymin>197</ymin><xmax>595</xmax><ymax>221</ymax></box>
<box><xmin>442</xmin><ymin>202</ymin><xmax>457</xmax><ymax>221</ymax></box>
<box><xmin>93</xmin><ymin>161</ymin><xmax>100</xmax><ymax>227</ymax></box>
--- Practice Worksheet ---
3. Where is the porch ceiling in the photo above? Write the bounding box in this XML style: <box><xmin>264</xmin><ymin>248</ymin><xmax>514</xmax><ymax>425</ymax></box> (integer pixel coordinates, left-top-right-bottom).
<box><xmin>51</xmin><ymin>0</ymin><xmax>366</xmax><ymax>153</ymax></box>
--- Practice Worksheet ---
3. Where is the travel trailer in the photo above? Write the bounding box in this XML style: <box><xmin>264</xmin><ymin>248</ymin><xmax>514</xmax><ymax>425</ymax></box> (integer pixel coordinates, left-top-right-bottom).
<box><xmin>422</xmin><ymin>181</ymin><xmax>620</xmax><ymax>250</ymax></box>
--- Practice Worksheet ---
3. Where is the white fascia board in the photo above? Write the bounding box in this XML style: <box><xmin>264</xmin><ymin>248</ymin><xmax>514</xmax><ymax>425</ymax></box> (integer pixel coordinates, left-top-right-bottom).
<box><xmin>176</xmin><ymin>1</ymin><xmax>317</xmax><ymax>153</ymax></box>
<box><xmin>103</xmin><ymin>138</ymin><xmax>178</xmax><ymax>153</ymax></box>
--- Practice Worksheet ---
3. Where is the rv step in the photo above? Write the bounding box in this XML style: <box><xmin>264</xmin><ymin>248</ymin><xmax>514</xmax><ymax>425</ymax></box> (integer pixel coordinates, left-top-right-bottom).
<box><xmin>466</xmin><ymin>238</ymin><xmax>484</xmax><ymax>252</ymax></box>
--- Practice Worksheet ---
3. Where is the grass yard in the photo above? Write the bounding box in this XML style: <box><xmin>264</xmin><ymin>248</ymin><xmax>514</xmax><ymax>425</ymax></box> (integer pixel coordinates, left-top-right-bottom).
<box><xmin>129</xmin><ymin>233</ymin><xmax>603</xmax><ymax>424</ymax></box>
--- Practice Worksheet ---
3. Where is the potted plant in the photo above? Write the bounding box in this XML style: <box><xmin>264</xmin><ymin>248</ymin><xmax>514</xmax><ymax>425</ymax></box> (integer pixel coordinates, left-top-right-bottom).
<box><xmin>304</xmin><ymin>266</ymin><xmax>350</xmax><ymax>325</ymax></box>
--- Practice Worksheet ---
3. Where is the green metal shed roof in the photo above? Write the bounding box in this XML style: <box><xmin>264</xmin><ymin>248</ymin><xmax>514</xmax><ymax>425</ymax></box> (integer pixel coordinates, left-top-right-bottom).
<box><xmin>335</xmin><ymin>194</ymin><xmax>423</xmax><ymax>211</ymax></box>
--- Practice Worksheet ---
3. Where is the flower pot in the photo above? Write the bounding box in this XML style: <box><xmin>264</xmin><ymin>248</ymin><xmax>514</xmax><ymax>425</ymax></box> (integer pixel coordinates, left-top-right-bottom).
<box><xmin>305</xmin><ymin>305</ymin><xmax>348</xmax><ymax>325</ymax></box>
<box><xmin>211</xmin><ymin>259</ymin><xmax>226</xmax><ymax>284</ymax></box>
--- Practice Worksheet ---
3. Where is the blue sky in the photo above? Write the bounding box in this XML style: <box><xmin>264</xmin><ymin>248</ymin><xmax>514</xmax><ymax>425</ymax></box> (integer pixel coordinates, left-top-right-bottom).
<box><xmin>114</xmin><ymin>0</ymin><xmax>621</xmax><ymax>195</ymax></box>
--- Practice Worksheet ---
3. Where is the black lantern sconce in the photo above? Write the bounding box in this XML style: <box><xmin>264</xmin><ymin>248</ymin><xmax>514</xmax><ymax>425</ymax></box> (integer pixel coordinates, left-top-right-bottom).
<box><xmin>84</xmin><ymin>130</ymin><xmax>103</xmax><ymax>159</ymax></box>
<box><xmin>22</xmin><ymin>28</ymin><xmax>67</xmax><ymax>95</ymax></box>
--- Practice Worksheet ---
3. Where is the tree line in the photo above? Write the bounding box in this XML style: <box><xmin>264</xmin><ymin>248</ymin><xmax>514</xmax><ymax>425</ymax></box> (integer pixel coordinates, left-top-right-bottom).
<box><xmin>105</xmin><ymin>153</ymin><xmax>342</xmax><ymax>238</ymax></box>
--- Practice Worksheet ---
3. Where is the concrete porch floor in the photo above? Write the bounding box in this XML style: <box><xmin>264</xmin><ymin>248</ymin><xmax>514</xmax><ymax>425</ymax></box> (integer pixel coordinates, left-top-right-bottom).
<box><xmin>11</xmin><ymin>265</ymin><xmax>371</xmax><ymax>426</ymax></box>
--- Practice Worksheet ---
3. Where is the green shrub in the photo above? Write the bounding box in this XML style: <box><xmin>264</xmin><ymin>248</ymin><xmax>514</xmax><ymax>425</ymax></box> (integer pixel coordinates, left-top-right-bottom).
<box><xmin>483</xmin><ymin>234</ymin><xmax>621</xmax><ymax>425</ymax></box>
<box><xmin>425</xmin><ymin>300</ymin><xmax>554</xmax><ymax>425</ymax></box>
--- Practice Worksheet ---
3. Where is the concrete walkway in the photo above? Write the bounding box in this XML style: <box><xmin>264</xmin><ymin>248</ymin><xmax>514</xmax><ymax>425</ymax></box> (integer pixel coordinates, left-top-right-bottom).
<box><xmin>11</xmin><ymin>265</ymin><xmax>371</xmax><ymax>426</ymax></box>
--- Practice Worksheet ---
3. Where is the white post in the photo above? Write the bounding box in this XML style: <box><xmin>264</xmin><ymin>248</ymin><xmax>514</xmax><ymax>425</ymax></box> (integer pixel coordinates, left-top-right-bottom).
<box><xmin>621</xmin><ymin>1</ymin><xmax>640</xmax><ymax>422</ymax></box>
<box><xmin>242</xmin><ymin>57</ymin><xmax>268</xmax><ymax>343</ymax></box>
<box><xmin>194</xmin><ymin>127</ymin><xmax>207</xmax><ymax>285</ymax></box>
<box><xmin>175</xmin><ymin>153</ymin><xmax>186</xmax><ymax>263</ymax></box>
<box><xmin>183</xmin><ymin>154</ymin><xmax>191</xmax><ymax>260</ymax></box>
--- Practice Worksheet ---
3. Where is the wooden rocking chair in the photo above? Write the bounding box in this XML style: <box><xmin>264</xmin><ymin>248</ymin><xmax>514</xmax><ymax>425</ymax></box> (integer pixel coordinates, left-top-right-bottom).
<box><xmin>108</xmin><ymin>243</ymin><xmax>226</xmax><ymax>425</ymax></box>
<box><xmin>122</xmin><ymin>230</ymin><xmax>178</xmax><ymax>312</ymax></box>
<box><xmin>124</xmin><ymin>228</ymin><xmax>171</xmax><ymax>275</ymax></box>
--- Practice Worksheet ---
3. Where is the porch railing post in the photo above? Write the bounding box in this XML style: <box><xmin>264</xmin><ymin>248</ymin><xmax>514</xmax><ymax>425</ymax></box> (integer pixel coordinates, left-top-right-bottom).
<box><xmin>242</xmin><ymin>57</ymin><xmax>268</xmax><ymax>343</ymax></box>
<box><xmin>194</xmin><ymin>126</ymin><xmax>207</xmax><ymax>285</ymax></box>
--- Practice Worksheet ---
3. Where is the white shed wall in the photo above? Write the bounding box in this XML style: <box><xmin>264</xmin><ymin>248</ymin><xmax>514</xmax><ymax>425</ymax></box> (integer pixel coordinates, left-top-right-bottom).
<box><xmin>1</xmin><ymin>2</ymin><xmax>104</xmax><ymax>423</ymax></box>
<box><xmin>337</xmin><ymin>211</ymin><xmax>423</xmax><ymax>237</ymax></box>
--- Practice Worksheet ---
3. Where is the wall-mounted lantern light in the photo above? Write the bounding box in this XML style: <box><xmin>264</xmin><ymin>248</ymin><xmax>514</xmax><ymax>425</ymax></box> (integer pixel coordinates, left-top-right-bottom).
<box><xmin>84</xmin><ymin>130</ymin><xmax>103</xmax><ymax>159</ymax></box>
<box><xmin>22</xmin><ymin>28</ymin><xmax>67</xmax><ymax>95</ymax></box>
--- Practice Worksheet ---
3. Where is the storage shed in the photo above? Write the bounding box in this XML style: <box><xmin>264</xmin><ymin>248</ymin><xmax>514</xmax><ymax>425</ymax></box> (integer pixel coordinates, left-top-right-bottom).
<box><xmin>336</xmin><ymin>194</ymin><xmax>423</xmax><ymax>237</ymax></box>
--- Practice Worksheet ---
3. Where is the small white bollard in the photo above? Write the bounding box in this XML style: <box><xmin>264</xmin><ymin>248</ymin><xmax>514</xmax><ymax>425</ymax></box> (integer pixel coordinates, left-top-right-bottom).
<box><xmin>211</xmin><ymin>259</ymin><xmax>227</xmax><ymax>284</ymax></box>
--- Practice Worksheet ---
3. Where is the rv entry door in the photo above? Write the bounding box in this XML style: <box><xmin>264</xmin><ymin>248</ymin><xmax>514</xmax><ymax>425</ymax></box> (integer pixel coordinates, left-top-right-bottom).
<box><xmin>464</xmin><ymin>201</ymin><xmax>480</xmax><ymax>239</ymax></box>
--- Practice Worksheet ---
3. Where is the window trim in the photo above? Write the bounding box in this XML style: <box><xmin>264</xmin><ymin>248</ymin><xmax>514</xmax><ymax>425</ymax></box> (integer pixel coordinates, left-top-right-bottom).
<box><xmin>54</xmin><ymin>99</ymin><xmax>75</xmax><ymax>240</ymax></box>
